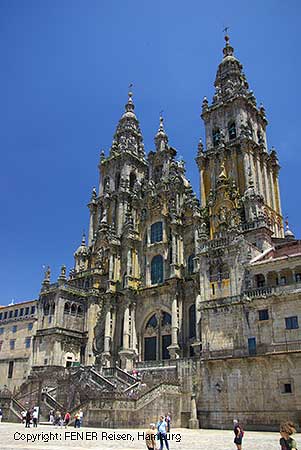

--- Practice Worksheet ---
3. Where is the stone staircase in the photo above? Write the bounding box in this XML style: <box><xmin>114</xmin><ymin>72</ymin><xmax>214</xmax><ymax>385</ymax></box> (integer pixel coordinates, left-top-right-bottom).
<box><xmin>4</xmin><ymin>362</ymin><xmax>187</xmax><ymax>427</ymax></box>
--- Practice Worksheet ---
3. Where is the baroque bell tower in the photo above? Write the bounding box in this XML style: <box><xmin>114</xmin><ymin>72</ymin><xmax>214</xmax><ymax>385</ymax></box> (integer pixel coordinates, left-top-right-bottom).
<box><xmin>196</xmin><ymin>34</ymin><xmax>283</xmax><ymax>239</ymax></box>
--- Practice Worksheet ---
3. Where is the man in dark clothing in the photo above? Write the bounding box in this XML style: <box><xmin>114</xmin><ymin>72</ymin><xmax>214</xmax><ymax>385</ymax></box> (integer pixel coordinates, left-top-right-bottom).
<box><xmin>233</xmin><ymin>419</ymin><xmax>244</xmax><ymax>450</ymax></box>
<box><xmin>25</xmin><ymin>410</ymin><xmax>31</xmax><ymax>428</ymax></box>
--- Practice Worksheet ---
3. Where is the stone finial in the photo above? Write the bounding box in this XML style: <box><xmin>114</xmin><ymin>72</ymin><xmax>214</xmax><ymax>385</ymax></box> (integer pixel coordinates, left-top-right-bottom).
<box><xmin>125</xmin><ymin>84</ymin><xmax>135</xmax><ymax>113</ymax></box>
<box><xmin>91</xmin><ymin>186</ymin><xmax>97</xmax><ymax>201</ymax></box>
<box><xmin>155</xmin><ymin>113</ymin><xmax>168</xmax><ymax>151</ymax></box>
<box><xmin>59</xmin><ymin>264</ymin><xmax>67</xmax><ymax>281</ymax></box>
<box><xmin>197</xmin><ymin>137</ymin><xmax>204</xmax><ymax>154</ymax></box>
<box><xmin>42</xmin><ymin>266</ymin><xmax>51</xmax><ymax>290</ymax></box>
<box><xmin>223</xmin><ymin>33</ymin><xmax>234</xmax><ymax>58</ymax></box>
<box><xmin>44</xmin><ymin>266</ymin><xmax>51</xmax><ymax>282</ymax></box>
<box><xmin>202</xmin><ymin>96</ymin><xmax>209</xmax><ymax>112</ymax></box>
<box><xmin>100</xmin><ymin>149</ymin><xmax>105</xmax><ymax>161</ymax></box>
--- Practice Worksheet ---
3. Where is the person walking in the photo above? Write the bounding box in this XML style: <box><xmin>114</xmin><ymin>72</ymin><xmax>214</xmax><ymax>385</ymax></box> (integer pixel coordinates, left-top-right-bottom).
<box><xmin>157</xmin><ymin>415</ymin><xmax>169</xmax><ymax>450</ymax></box>
<box><xmin>32</xmin><ymin>408</ymin><xmax>38</xmax><ymax>427</ymax></box>
<box><xmin>280</xmin><ymin>421</ymin><xmax>298</xmax><ymax>450</ymax></box>
<box><xmin>233</xmin><ymin>419</ymin><xmax>244</xmax><ymax>450</ymax></box>
<box><xmin>0</xmin><ymin>408</ymin><xmax>3</xmax><ymax>423</ymax></box>
<box><xmin>145</xmin><ymin>423</ymin><xmax>156</xmax><ymax>450</ymax></box>
<box><xmin>25</xmin><ymin>410</ymin><xmax>31</xmax><ymax>428</ymax></box>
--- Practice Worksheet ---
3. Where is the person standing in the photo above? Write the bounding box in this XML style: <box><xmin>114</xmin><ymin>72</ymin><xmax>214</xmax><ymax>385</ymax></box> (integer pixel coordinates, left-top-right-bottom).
<box><xmin>32</xmin><ymin>409</ymin><xmax>38</xmax><ymax>427</ymax></box>
<box><xmin>157</xmin><ymin>415</ymin><xmax>169</xmax><ymax>450</ymax></box>
<box><xmin>0</xmin><ymin>408</ymin><xmax>3</xmax><ymax>423</ymax></box>
<box><xmin>280</xmin><ymin>421</ymin><xmax>298</xmax><ymax>450</ymax></box>
<box><xmin>233</xmin><ymin>419</ymin><xmax>244</xmax><ymax>450</ymax></box>
<box><xmin>145</xmin><ymin>423</ymin><xmax>156</xmax><ymax>450</ymax></box>
<box><xmin>79</xmin><ymin>409</ymin><xmax>83</xmax><ymax>427</ymax></box>
<box><xmin>165</xmin><ymin>413</ymin><xmax>171</xmax><ymax>432</ymax></box>
<box><xmin>25</xmin><ymin>410</ymin><xmax>31</xmax><ymax>428</ymax></box>
<box><xmin>64</xmin><ymin>411</ymin><xmax>71</xmax><ymax>428</ymax></box>
<box><xmin>74</xmin><ymin>412</ymin><xmax>80</xmax><ymax>428</ymax></box>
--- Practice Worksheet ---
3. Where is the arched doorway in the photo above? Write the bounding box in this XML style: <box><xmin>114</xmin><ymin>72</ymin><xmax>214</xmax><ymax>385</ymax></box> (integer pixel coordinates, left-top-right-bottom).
<box><xmin>143</xmin><ymin>311</ymin><xmax>171</xmax><ymax>361</ymax></box>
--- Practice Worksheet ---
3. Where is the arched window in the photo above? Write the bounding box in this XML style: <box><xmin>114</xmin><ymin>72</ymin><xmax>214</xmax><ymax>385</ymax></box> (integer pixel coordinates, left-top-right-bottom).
<box><xmin>71</xmin><ymin>304</ymin><xmax>77</xmax><ymax>315</ymax></box>
<box><xmin>189</xmin><ymin>304</ymin><xmax>196</xmax><ymax>339</ymax></box>
<box><xmin>212</xmin><ymin>128</ymin><xmax>220</xmax><ymax>147</ymax></box>
<box><xmin>115</xmin><ymin>172</ymin><xmax>120</xmax><ymax>190</ymax></box>
<box><xmin>228</xmin><ymin>121</ymin><xmax>236</xmax><ymax>140</ymax></box>
<box><xmin>151</xmin><ymin>222</ymin><xmax>163</xmax><ymax>243</ymax></box>
<box><xmin>187</xmin><ymin>254</ymin><xmax>195</xmax><ymax>275</ymax></box>
<box><xmin>129</xmin><ymin>172</ymin><xmax>136</xmax><ymax>189</ymax></box>
<box><xmin>151</xmin><ymin>255</ymin><xmax>164</xmax><ymax>284</ymax></box>
<box><xmin>77</xmin><ymin>305</ymin><xmax>83</xmax><ymax>316</ymax></box>
<box><xmin>44</xmin><ymin>303</ymin><xmax>50</xmax><ymax>316</ymax></box>
<box><xmin>161</xmin><ymin>312</ymin><xmax>171</xmax><ymax>326</ymax></box>
<box><xmin>146</xmin><ymin>315</ymin><xmax>158</xmax><ymax>328</ymax></box>
<box><xmin>64</xmin><ymin>303</ymin><xmax>70</xmax><ymax>314</ymax></box>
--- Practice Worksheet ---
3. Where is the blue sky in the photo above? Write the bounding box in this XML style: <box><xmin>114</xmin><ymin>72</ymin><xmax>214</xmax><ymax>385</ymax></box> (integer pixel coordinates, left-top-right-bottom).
<box><xmin>0</xmin><ymin>0</ymin><xmax>300</xmax><ymax>304</ymax></box>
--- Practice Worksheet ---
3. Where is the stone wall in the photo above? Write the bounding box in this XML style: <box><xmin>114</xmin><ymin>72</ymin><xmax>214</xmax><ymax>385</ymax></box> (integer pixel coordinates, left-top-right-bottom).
<box><xmin>196</xmin><ymin>353</ymin><xmax>301</xmax><ymax>431</ymax></box>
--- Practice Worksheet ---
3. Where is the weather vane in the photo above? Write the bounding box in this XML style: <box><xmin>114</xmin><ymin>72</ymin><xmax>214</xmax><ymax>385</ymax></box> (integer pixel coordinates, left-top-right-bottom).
<box><xmin>223</xmin><ymin>26</ymin><xmax>230</xmax><ymax>35</ymax></box>
<box><xmin>129</xmin><ymin>83</ymin><xmax>133</xmax><ymax>90</ymax></box>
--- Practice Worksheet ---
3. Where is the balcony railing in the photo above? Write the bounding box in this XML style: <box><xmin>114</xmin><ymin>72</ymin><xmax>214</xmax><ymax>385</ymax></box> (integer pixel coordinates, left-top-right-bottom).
<box><xmin>201</xmin><ymin>340</ymin><xmax>301</xmax><ymax>360</ymax></box>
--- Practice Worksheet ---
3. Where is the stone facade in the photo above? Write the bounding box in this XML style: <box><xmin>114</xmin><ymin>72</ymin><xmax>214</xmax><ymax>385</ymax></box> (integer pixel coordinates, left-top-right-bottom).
<box><xmin>1</xmin><ymin>35</ymin><xmax>301</xmax><ymax>430</ymax></box>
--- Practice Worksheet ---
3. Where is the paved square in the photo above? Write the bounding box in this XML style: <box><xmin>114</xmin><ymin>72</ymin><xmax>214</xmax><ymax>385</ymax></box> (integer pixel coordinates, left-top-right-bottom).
<box><xmin>0</xmin><ymin>423</ymin><xmax>299</xmax><ymax>450</ymax></box>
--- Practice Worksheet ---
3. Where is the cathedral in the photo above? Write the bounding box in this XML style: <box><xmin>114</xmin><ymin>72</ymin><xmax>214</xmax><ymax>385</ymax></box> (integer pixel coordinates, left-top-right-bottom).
<box><xmin>0</xmin><ymin>35</ymin><xmax>300</xmax><ymax>430</ymax></box>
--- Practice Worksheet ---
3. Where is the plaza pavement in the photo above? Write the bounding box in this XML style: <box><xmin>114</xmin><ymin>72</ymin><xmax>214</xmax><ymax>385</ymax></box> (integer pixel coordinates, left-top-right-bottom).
<box><xmin>0</xmin><ymin>422</ymin><xmax>299</xmax><ymax>450</ymax></box>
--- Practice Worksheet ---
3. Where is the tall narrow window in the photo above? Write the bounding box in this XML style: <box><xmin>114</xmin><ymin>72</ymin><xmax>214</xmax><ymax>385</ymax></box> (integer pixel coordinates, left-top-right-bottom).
<box><xmin>115</xmin><ymin>172</ymin><xmax>121</xmax><ymax>190</ymax></box>
<box><xmin>25</xmin><ymin>337</ymin><xmax>31</xmax><ymax>349</ymax></box>
<box><xmin>10</xmin><ymin>339</ymin><xmax>15</xmax><ymax>350</ymax></box>
<box><xmin>212</xmin><ymin>128</ymin><xmax>220</xmax><ymax>147</ymax></box>
<box><xmin>248</xmin><ymin>337</ymin><xmax>256</xmax><ymax>355</ymax></box>
<box><xmin>129</xmin><ymin>172</ymin><xmax>136</xmax><ymax>189</ymax></box>
<box><xmin>151</xmin><ymin>255</ymin><xmax>164</xmax><ymax>284</ymax></box>
<box><xmin>228</xmin><ymin>122</ymin><xmax>236</xmax><ymax>140</ymax></box>
<box><xmin>151</xmin><ymin>222</ymin><xmax>163</xmax><ymax>243</ymax></box>
<box><xmin>8</xmin><ymin>361</ymin><xmax>14</xmax><ymax>378</ymax></box>
<box><xmin>189</xmin><ymin>304</ymin><xmax>196</xmax><ymax>339</ymax></box>
<box><xmin>187</xmin><ymin>254</ymin><xmax>195</xmax><ymax>275</ymax></box>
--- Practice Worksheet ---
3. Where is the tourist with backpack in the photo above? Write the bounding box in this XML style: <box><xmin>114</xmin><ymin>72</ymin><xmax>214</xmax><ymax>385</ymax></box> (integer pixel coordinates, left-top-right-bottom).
<box><xmin>280</xmin><ymin>421</ymin><xmax>298</xmax><ymax>450</ymax></box>
<box><xmin>233</xmin><ymin>419</ymin><xmax>244</xmax><ymax>450</ymax></box>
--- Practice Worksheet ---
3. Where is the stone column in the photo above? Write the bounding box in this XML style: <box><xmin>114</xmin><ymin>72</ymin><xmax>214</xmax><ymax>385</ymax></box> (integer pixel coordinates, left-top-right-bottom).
<box><xmin>168</xmin><ymin>297</ymin><xmax>180</xmax><ymax>359</ymax></box>
<box><xmin>255</xmin><ymin>152</ymin><xmax>263</xmax><ymax>195</ymax></box>
<box><xmin>269</xmin><ymin>167</ymin><xmax>276</xmax><ymax>211</ymax></box>
<box><xmin>127</xmin><ymin>249</ymin><xmax>132</xmax><ymax>276</ymax></box>
<box><xmin>123</xmin><ymin>306</ymin><xmax>130</xmax><ymax>350</ymax></box>
<box><xmin>104</xmin><ymin>308</ymin><xmax>111</xmax><ymax>354</ymax></box>
<box><xmin>88</xmin><ymin>207</ymin><xmax>95</xmax><ymax>246</ymax></box>
<box><xmin>109</xmin><ymin>254</ymin><xmax>114</xmax><ymax>280</ymax></box>
<box><xmin>119</xmin><ymin>305</ymin><xmax>135</xmax><ymax>371</ymax></box>
<box><xmin>262</xmin><ymin>157</ymin><xmax>271</xmax><ymax>207</ymax></box>
<box><xmin>191</xmin><ymin>294</ymin><xmax>202</xmax><ymax>357</ymax></box>
<box><xmin>131</xmin><ymin>305</ymin><xmax>138</xmax><ymax>356</ymax></box>
<box><xmin>188</xmin><ymin>393</ymin><xmax>200</xmax><ymax>429</ymax></box>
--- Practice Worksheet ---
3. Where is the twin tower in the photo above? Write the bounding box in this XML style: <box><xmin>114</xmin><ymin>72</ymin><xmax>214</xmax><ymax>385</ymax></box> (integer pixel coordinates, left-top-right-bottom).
<box><xmin>37</xmin><ymin>35</ymin><xmax>283</xmax><ymax>370</ymax></box>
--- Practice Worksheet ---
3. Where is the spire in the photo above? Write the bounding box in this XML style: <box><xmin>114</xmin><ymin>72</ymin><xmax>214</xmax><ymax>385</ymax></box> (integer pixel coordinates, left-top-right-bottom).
<box><xmin>284</xmin><ymin>217</ymin><xmax>295</xmax><ymax>240</ymax></box>
<box><xmin>109</xmin><ymin>86</ymin><xmax>145</xmax><ymax>159</ymax></box>
<box><xmin>155</xmin><ymin>114</ymin><xmax>169</xmax><ymax>151</ymax></box>
<box><xmin>212</xmin><ymin>34</ymin><xmax>250</xmax><ymax>106</ymax></box>
<box><xmin>123</xmin><ymin>86</ymin><xmax>136</xmax><ymax>118</ymax></box>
